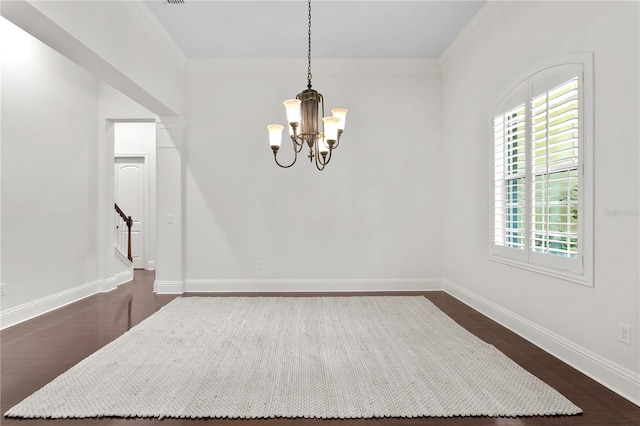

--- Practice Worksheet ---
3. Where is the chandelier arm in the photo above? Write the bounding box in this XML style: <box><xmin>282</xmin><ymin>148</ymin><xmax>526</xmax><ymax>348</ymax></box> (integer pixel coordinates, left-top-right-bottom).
<box><xmin>315</xmin><ymin>146</ymin><xmax>332</xmax><ymax>170</ymax></box>
<box><xmin>314</xmin><ymin>149</ymin><xmax>327</xmax><ymax>171</ymax></box>
<box><xmin>273</xmin><ymin>149</ymin><xmax>298</xmax><ymax>168</ymax></box>
<box><xmin>324</xmin><ymin>147</ymin><xmax>333</xmax><ymax>164</ymax></box>
<box><xmin>331</xmin><ymin>132</ymin><xmax>342</xmax><ymax>150</ymax></box>
<box><xmin>273</xmin><ymin>138</ymin><xmax>300</xmax><ymax>168</ymax></box>
<box><xmin>293</xmin><ymin>136</ymin><xmax>305</xmax><ymax>153</ymax></box>
<box><xmin>313</xmin><ymin>134</ymin><xmax>323</xmax><ymax>170</ymax></box>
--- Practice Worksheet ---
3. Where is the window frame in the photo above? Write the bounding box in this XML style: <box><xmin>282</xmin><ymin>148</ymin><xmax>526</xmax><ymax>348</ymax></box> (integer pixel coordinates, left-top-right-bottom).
<box><xmin>490</xmin><ymin>53</ymin><xmax>594</xmax><ymax>287</ymax></box>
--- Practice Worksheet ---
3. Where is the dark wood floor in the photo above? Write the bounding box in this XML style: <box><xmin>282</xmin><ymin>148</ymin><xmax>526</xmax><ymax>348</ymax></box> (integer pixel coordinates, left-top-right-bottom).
<box><xmin>2</xmin><ymin>271</ymin><xmax>639</xmax><ymax>426</ymax></box>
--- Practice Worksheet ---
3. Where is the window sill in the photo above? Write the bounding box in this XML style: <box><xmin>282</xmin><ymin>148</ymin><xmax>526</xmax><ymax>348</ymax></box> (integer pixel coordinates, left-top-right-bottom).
<box><xmin>490</xmin><ymin>254</ymin><xmax>593</xmax><ymax>287</ymax></box>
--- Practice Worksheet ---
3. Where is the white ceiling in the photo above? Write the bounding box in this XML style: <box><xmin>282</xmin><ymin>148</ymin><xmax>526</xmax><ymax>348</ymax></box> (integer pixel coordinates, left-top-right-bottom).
<box><xmin>145</xmin><ymin>1</ymin><xmax>485</xmax><ymax>59</ymax></box>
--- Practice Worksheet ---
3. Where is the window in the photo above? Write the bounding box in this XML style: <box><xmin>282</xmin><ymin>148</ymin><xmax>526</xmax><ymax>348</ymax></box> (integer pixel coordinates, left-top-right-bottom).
<box><xmin>492</xmin><ymin>54</ymin><xmax>593</xmax><ymax>285</ymax></box>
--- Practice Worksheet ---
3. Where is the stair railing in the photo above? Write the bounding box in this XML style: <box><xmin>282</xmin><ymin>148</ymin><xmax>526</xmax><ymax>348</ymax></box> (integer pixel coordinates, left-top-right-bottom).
<box><xmin>114</xmin><ymin>203</ymin><xmax>133</xmax><ymax>262</ymax></box>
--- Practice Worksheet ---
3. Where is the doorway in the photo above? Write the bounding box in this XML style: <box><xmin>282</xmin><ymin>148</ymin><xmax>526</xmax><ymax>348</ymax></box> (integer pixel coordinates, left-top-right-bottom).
<box><xmin>113</xmin><ymin>121</ymin><xmax>156</xmax><ymax>271</ymax></box>
<box><xmin>114</xmin><ymin>156</ymin><xmax>147</xmax><ymax>269</ymax></box>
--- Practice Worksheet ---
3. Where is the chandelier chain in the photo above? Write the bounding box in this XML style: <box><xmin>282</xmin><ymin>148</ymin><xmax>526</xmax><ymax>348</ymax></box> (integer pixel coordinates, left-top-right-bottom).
<box><xmin>307</xmin><ymin>0</ymin><xmax>312</xmax><ymax>89</ymax></box>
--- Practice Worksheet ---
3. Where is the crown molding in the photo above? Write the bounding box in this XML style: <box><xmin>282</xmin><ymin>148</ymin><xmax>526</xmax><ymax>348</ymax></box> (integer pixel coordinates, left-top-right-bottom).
<box><xmin>122</xmin><ymin>0</ymin><xmax>187</xmax><ymax>71</ymax></box>
<box><xmin>186</xmin><ymin>57</ymin><xmax>441</xmax><ymax>75</ymax></box>
<box><xmin>439</xmin><ymin>0</ymin><xmax>510</xmax><ymax>71</ymax></box>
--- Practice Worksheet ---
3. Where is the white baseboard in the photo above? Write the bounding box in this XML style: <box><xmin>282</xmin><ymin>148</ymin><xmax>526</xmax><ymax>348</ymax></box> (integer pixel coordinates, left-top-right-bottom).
<box><xmin>185</xmin><ymin>278</ymin><xmax>442</xmax><ymax>293</ymax></box>
<box><xmin>155</xmin><ymin>280</ymin><xmax>184</xmax><ymax>294</ymax></box>
<box><xmin>115</xmin><ymin>269</ymin><xmax>134</xmax><ymax>287</ymax></box>
<box><xmin>1</xmin><ymin>279</ymin><xmax>101</xmax><ymax>330</ymax></box>
<box><xmin>1</xmin><ymin>269</ymin><xmax>137</xmax><ymax>330</ymax></box>
<box><xmin>443</xmin><ymin>279</ymin><xmax>640</xmax><ymax>406</ymax></box>
<box><xmin>114</xmin><ymin>247</ymin><xmax>133</xmax><ymax>268</ymax></box>
<box><xmin>101</xmin><ymin>270</ymin><xmax>134</xmax><ymax>293</ymax></box>
<box><xmin>100</xmin><ymin>276</ymin><xmax>116</xmax><ymax>293</ymax></box>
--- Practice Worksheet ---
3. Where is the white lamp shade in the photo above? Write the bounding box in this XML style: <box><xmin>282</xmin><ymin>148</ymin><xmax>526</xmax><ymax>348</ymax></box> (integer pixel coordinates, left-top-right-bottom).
<box><xmin>318</xmin><ymin>136</ymin><xmax>329</xmax><ymax>154</ymax></box>
<box><xmin>322</xmin><ymin>116</ymin><xmax>340</xmax><ymax>141</ymax></box>
<box><xmin>267</xmin><ymin>124</ymin><xmax>284</xmax><ymax>148</ymax></box>
<box><xmin>283</xmin><ymin>99</ymin><xmax>302</xmax><ymax>125</ymax></box>
<box><xmin>331</xmin><ymin>108</ymin><xmax>348</xmax><ymax>131</ymax></box>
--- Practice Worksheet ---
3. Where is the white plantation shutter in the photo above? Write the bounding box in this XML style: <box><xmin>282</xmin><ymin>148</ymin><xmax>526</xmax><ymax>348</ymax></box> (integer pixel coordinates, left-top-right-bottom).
<box><xmin>493</xmin><ymin>103</ymin><xmax>526</xmax><ymax>252</ymax></box>
<box><xmin>491</xmin><ymin>56</ymin><xmax>592</xmax><ymax>283</ymax></box>
<box><xmin>530</xmin><ymin>76</ymin><xmax>579</xmax><ymax>260</ymax></box>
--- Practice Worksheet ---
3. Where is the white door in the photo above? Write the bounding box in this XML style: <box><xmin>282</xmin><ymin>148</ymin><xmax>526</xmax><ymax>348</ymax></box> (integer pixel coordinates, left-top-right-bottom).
<box><xmin>115</xmin><ymin>157</ymin><xmax>146</xmax><ymax>269</ymax></box>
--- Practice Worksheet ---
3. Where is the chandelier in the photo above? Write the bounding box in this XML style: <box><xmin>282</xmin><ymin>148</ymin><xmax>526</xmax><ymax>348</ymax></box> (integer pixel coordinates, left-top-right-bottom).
<box><xmin>267</xmin><ymin>0</ymin><xmax>347</xmax><ymax>171</ymax></box>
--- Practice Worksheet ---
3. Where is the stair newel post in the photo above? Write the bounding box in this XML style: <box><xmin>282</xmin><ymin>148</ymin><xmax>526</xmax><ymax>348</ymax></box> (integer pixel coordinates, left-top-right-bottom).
<box><xmin>126</xmin><ymin>216</ymin><xmax>133</xmax><ymax>262</ymax></box>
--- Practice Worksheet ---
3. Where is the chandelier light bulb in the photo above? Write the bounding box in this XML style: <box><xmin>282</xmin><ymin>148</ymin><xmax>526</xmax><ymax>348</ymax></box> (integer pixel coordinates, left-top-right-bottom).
<box><xmin>267</xmin><ymin>124</ymin><xmax>284</xmax><ymax>148</ymax></box>
<box><xmin>318</xmin><ymin>136</ymin><xmax>329</xmax><ymax>154</ymax></box>
<box><xmin>331</xmin><ymin>108</ymin><xmax>348</xmax><ymax>131</ymax></box>
<box><xmin>322</xmin><ymin>116</ymin><xmax>340</xmax><ymax>142</ymax></box>
<box><xmin>283</xmin><ymin>99</ymin><xmax>302</xmax><ymax>125</ymax></box>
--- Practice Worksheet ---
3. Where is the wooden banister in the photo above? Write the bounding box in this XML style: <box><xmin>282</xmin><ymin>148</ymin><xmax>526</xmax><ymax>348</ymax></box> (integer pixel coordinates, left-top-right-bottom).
<box><xmin>114</xmin><ymin>203</ymin><xmax>133</xmax><ymax>262</ymax></box>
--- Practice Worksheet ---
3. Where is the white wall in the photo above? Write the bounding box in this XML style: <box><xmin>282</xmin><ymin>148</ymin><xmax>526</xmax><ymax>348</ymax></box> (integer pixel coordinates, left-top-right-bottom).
<box><xmin>1</xmin><ymin>0</ymin><xmax>184</xmax><ymax>117</ymax></box>
<box><xmin>183</xmin><ymin>59</ymin><xmax>442</xmax><ymax>290</ymax></box>
<box><xmin>2</xmin><ymin>0</ymin><xmax>187</xmax><ymax>300</ymax></box>
<box><xmin>441</xmin><ymin>1</ymin><xmax>639</xmax><ymax>402</ymax></box>
<box><xmin>155</xmin><ymin>117</ymin><xmax>186</xmax><ymax>293</ymax></box>
<box><xmin>114</xmin><ymin>122</ymin><xmax>157</xmax><ymax>270</ymax></box>
<box><xmin>1</xmin><ymin>17</ymin><xmax>99</xmax><ymax>311</ymax></box>
<box><xmin>0</xmin><ymin>16</ymin><xmax>166</xmax><ymax>325</ymax></box>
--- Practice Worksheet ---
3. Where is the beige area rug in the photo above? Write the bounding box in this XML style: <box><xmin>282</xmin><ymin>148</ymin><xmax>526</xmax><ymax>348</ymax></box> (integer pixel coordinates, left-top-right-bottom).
<box><xmin>5</xmin><ymin>296</ymin><xmax>581</xmax><ymax>419</ymax></box>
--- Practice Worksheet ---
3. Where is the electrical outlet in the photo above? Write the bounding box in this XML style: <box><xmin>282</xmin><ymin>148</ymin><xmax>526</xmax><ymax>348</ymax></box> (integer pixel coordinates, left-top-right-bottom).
<box><xmin>256</xmin><ymin>260</ymin><xmax>263</xmax><ymax>270</ymax></box>
<box><xmin>618</xmin><ymin>323</ymin><xmax>631</xmax><ymax>345</ymax></box>
<box><xmin>0</xmin><ymin>283</ymin><xmax>5</xmax><ymax>296</ymax></box>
